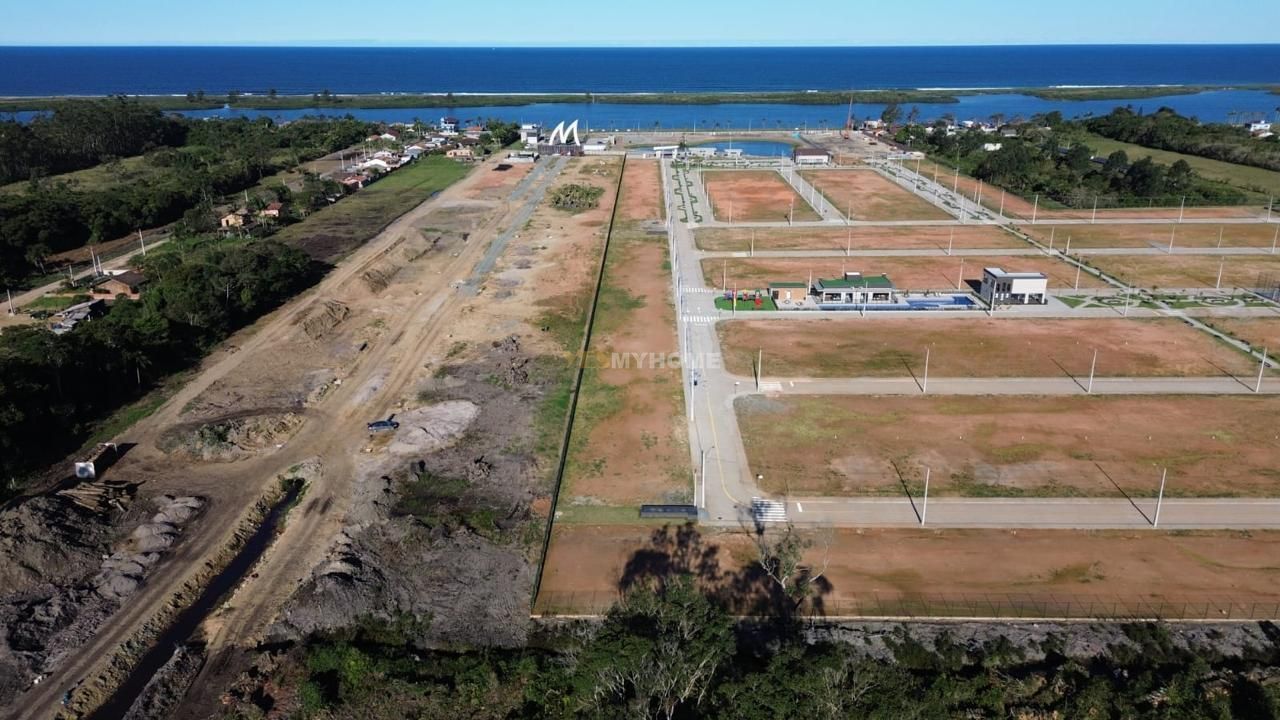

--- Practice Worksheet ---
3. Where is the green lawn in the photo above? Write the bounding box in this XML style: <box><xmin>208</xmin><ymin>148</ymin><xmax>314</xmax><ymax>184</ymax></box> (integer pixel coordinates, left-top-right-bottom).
<box><xmin>714</xmin><ymin>295</ymin><xmax>777</xmax><ymax>311</ymax></box>
<box><xmin>1083</xmin><ymin>133</ymin><xmax>1280</xmax><ymax>199</ymax></box>
<box><xmin>273</xmin><ymin>156</ymin><xmax>471</xmax><ymax>261</ymax></box>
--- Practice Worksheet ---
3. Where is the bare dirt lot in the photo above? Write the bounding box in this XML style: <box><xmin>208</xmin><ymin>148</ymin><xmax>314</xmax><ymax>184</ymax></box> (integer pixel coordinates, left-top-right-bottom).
<box><xmin>719</xmin><ymin>317</ymin><xmax>1258</xmax><ymax>379</ymax></box>
<box><xmin>802</xmin><ymin>169</ymin><xmax>951</xmax><ymax>221</ymax></box>
<box><xmin>561</xmin><ymin>159</ymin><xmax>690</xmax><ymax>511</ymax></box>
<box><xmin>1085</xmin><ymin>253</ymin><xmax>1280</xmax><ymax>289</ymax></box>
<box><xmin>536</xmin><ymin>524</ymin><xmax>1280</xmax><ymax>617</ymax></box>
<box><xmin>695</xmin><ymin>225</ymin><xmax>1025</xmax><ymax>252</ymax></box>
<box><xmin>1023</xmin><ymin>223</ymin><xmax>1280</xmax><ymax>250</ymax></box>
<box><xmin>463</xmin><ymin>161</ymin><xmax>534</xmax><ymax>200</ymax></box>
<box><xmin>702</xmin><ymin>170</ymin><xmax>820</xmax><ymax>223</ymax></box>
<box><xmin>703</xmin><ymin>254</ymin><xmax>1101</xmax><ymax>291</ymax></box>
<box><xmin>735</xmin><ymin>394</ymin><xmax>1280</xmax><ymax>497</ymax></box>
<box><xmin>618</xmin><ymin>159</ymin><xmax>663</xmax><ymax>222</ymax></box>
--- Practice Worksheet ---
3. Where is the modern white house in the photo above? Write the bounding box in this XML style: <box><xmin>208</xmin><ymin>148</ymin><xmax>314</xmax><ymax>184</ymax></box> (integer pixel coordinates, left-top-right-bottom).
<box><xmin>793</xmin><ymin>147</ymin><xmax>832</xmax><ymax>165</ymax></box>
<box><xmin>439</xmin><ymin>116</ymin><xmax>459</xmax><ymax>133</ymax></box>
<box><xmin>520</xmin><ymin>123</ymin><xmax>542</xmax><ymax>146</ymax></box>
<box><xmin>583</xmin><ymin>136</ymin><xmax>614</xmax><ymax>154</ymax></box>
<box><xmin>980</xmin><ymin>267</ymin><xmax>1048</xmax><ymax>305</ymax></box>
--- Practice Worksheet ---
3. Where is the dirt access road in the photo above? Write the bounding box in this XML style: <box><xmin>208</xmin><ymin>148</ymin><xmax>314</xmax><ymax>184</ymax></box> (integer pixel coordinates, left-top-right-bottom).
<box><xmin>16</xmin><ymin>153</ymin><xmax>567</xmax><ymax>720</ymax></box>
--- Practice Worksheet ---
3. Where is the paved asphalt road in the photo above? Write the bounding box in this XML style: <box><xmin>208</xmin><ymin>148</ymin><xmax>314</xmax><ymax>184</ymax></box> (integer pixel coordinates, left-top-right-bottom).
<box><xmin>662</xmin><ymin>158</ymin><xmax>1280</xmax><ymax>530</ymax></box>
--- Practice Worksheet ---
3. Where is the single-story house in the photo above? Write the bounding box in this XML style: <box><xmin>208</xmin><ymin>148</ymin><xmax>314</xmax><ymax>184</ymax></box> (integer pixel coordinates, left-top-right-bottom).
<box><xmin>980</xmin><ymin>267</ymin><xmax>1048</xmax><ymax>305</ymax></box>
<box><xmin>982</xmin><ymin>143</ymin><xmax>1004</xmax><ymax>152</ymax></box>
<box><xmin>340</xmin><ymin>173</ymin><xmax>368</xmax><ymax>191</ymax></box>
<box><xmin>767</xmin><ymin>281</ymin><xmax>809</xmax><ymax>303</ymax></box>
<box><xmin>220</xmin><ymin>210</ymin><xmax>250</xmax><ymax>228</ymax></box>
<box><xmin>51</xmin><ymin>299</ymin><xmax>106</xmax><ymax>334</ymax></box>
<box><xmin>447</xmin><ymin>146</ymin><xmax>475</xmax><ymax>160</ymax></box>
<box><xmin>793</xmin><ymin>147</ymin><xmax>832</xmax><ymax>165</ymax></box>
<box><xmin>259</xmin><ymin>201</ymin><xmax>285</xmax><ymax>218</ymax></box>
<box><xmin>813</xmin><ymin>273</ymin><xmax>897</xmax><ymax>305</ymax></box>
<box><xmin>359</xmin><ymin>158</ymin><xmax>394</xmax><ymax>173</ymax></box>
<box><xmin>90</xmin><ymin>270</ymin><xmax>147</xmax><ymax>301</ymax></box>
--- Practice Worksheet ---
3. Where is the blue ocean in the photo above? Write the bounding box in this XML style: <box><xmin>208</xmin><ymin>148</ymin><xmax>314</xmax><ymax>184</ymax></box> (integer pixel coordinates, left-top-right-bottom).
<box><xmin>3</xmin><ymin>46</ymin><xmax>1278</xmax><ymax>125</ymax></box>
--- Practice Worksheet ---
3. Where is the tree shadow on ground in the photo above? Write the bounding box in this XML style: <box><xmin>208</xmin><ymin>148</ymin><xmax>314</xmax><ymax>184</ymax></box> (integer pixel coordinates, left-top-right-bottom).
<box><xmin>617</xmin><ymin>522</ymin><xmax>834</xmax><ymax>619</ymax></box>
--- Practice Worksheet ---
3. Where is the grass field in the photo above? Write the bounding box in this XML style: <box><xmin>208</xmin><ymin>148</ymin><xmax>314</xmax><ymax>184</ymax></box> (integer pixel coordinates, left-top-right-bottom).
<box><xmin>560</xmin><ymin>159</ymin><xmax>691</xmax><ymax>512</ymax></box>
<box><xmin>537</xmin><ymin>523</ymin><xmax>1280</xmax><ymax>617</ymax></box>
<box><xmin>735</xmin><ymin>394</ymin><xmax>1280</xmax><ymax>498</ymax></box>
<box><xmin>1206</xmin><ymin>318</ymin><xmax>1280</xmax><ymax>352</ymax></box>
<box><xmin>719</xmin><ymin>317</ymin><xmax>1260</xmax><ymax>379</ymax></box>
<box><xmin>702</xmin><ymin>254</ymin><xmax>1100</xmax><ymax>292</ymax></box>
<box><xmin>1083</xmin><ymin>132</ymin><xmax>1280</xmax><ymax>199</ymax></box>
<box><xmin>273</xmin><ymin>156</ymin><xmax>470</xmax><ymax>261</ymax></box>
<box><xmin>1084</xmin><ymin>253</ymin><xmax>1280</xmax><ymax>289</ymax></box>
<box><xmin>1023</xmin><ymin>223</ymin><xmax>1280</xmax><ymax>250</ymax></box>
<box><xmin>801</xmin><ymin>169</ymin><xmax>952</xmax><ymax>221</ymax></box>
<box><xmin>695</xmin><ymin>225</ymin><xmax>1025</xmax><ymax>252</ymax></box>
<box><xmin>702</xmin><ymin>170</ymin><xmax>820</xmax><ymax>222</ymax></box>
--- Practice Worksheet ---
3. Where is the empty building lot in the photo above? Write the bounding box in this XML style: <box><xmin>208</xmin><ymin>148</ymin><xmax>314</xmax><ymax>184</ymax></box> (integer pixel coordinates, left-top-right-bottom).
<box><xmin>719</xmin><ymin>317</ymin><xmax>1261</xmax><ymax>379</ymax></box>
<box><xmin>695</xmin><ymin>225</ymin><xmax>1025</xmax><ymax>252</ymax></box>
<box><xmin>535</xmin><ymin>523</ymin><xmax>1280</xmax><ymax>619</ymax></box>
<box><xmin>702</xmin><ymin>169</ymin><xmax>820</xmax><ymax>222</ymax></box>
<box><xmin>1085</xmin><ymin>253</ymin><xmax>1280</xmax><ymax>289</ymax></box>
<box><xmin>802</xmin><ymin>169</ymin><xmax>952</xmax><ymax>221</ymax></box>
<box><xmin>1207</xmin><ymin>317</ymin><xmax>1280</xmax><ymax>351</ymax></box>
<box><xmin>735</xmin><ymin>394</ymin><xmax>1280</xmax><ymax>497</ymax></box>
<box><xmin>1023</xmin><ymin>223</ymin><xmax>1280</xmax><ymax>250</ymax></box>
<box><xmin>703</xmin><ymin>255</ymin><xmax>1102</xmax><ymax>292</ymax></box>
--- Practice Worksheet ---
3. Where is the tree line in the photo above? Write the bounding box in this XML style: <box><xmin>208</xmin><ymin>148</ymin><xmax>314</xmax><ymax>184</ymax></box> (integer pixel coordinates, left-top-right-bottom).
<box><xmin>896</xmin><ymin>115</ymin><xmax>1246</xmax><ymax>208</ymax></box>
<box><xmin>244</xmin><ymin>575</ymin><xmax>1280</xmax><ymax>719</ymax></box>
<box><xmin>0</xmin><ymin>236</ymin><xmax>316</xmax><ymax>497</ymax></box>
<box><xmin>1087</xmin><ymin>106</ymin><xmax>1280</xmax><ymax>175</ymax></box>
<box><xmin>0</xmin><ymin>100</ymin><xmax>371</xmax><ymax>286</ymax></box>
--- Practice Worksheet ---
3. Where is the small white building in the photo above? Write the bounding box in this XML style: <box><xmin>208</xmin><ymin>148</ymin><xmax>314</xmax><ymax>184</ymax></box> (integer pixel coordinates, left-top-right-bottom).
<box><xmin>439</xmin><ymin>116</ymin><xmax>459</xmax><ymax>133</ymax></box>
<box><xmin>982</xmin><ymin>142</ymin><xmax>1004</xmax><ymax>152</ymax></box>
<box><xmin>651</xmin><ymin>145</ymin><xmax>681</xmax><ymax>158</ymax></box>
<box><xmin>508</xmin><ymin>150</ymin><xmax>539</xmax><ymax>163</ymax></box>
<box><xmin>812</xmin><ymin>272</ymin><xmax>897</xmax><ymax>305</ymax></box>
<box><xmin>723</xmin><ymin>148</ymin><xmax>744</xmax><ymax>158</ymax></box>
<box><xmin>793</xmin><ymin>147</ymin><xmax>832</xmax><ymax>165</ymax></box>
<box><xmin>583</xmin><ymin>136</ymin><xmax>614</xmax><ymax>154</ymax></box>
<box><xmin>687</xmin><ymin>146</ymin><xmax>717</xmax><ymax>158</ymax></box>
<box><xmin>519</xmin><ymin>123</ymin><xmax>542</xmax><ymax>145</ymax></box>
<box><xmin>980</xmin><ymin>267</ymin><xmax>1048</xmax><ymax>305</ymax></box>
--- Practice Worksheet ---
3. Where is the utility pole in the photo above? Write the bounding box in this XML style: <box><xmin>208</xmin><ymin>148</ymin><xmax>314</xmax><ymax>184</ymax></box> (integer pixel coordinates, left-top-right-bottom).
<box><xmin>947</xmin><ymin>228</ymin><xmax>954</xmax><ymax>256</ymax></box>
<box><xmin>1216</xmin><ymin>258</ymin><xmax>1225</xmax><ymax>290</ymax></box>
<box><xmin>733</xmin><ymin>283</ymin><xmax>738</xmax><ymax>316</ymax></box>
<box><xmin>750</xmin><ymin>230</ymin><xmax>755</xmax><ymax>257</ymax></box>
<box><xmin>998</xmin><ymin>189</ymin><xmax>1005</xmax><ymax>220</ymax></box>
<box><xmin>1123</xmin><ymin>287</ymin><xmax>1131</xmax><ymax>317</ymax></box>
<box><xmin>1256</xmin><ymin>346</ymin><xmax>1268</xmax><ymax>393</ymax></box>
<box><xmin>921</xmin><ymin>466</ymin><xmax>930</xmax><ymax>525</ymax></box>
<box><xmin>1049</xmin><ymin>227</ymin><xmax>1056</xmax><ymax>254</ymax></box>
<box><xmin>789</xmin><ymin>197</ymin><xmax>794</xmax><ymax>225</ymax></box>
<box><xmin>1272</xmin><ymin>225</ymin><xmax>1279</xmax><ymax>255</ymax></box>
<box><xmin>1168</xmin><ymin>224</ymin><xmax>1176</xmax><ymax>253</ymax></box>
<box><xmin>722</xmin><ymin>260</ymin><xmax>727</xmax><ymax>293</ymax></box>
<box><xmin>1091</xmin><ymin>195</ymin><xmax>1098</xmax><ymax>224</ymax></box>
<box><xmin>138</xmin><ymin>229</ymin><xmax>147</xmax><ymax>256</ymax></box>
<box><xmin>1031</xmin><ymin>194</ymin><xmax>1039</xmax><ymax>225</ymax></box>
<box><xmin>957</xmin><ymin>258</ymin><xmax>965</xmax><ymax>290</ymax></box>
<box><xmin>6</xmin><ymin>289</ymin><xmax>13</xmax><ymax>315</ymax></box>
<box><xmin>922</xmin><ymin>347</ymin><xmax>931</xmax><ymax>393</ymax></box>
<box><xmin>1153</xmin><ymin>468</ymin><xmax>1167</xmax><ymax>528</ymax></box>
<box><xmin>1088</xmin><ymin>348</ymin><xmax>1097</xmax><ymax>394</ymax></box>
<box><xmin>1217</xmin><ymin>226</ymin><xmax>1224</xmax><ymax>249</ymax></box>
<box><xmin>1074</xmin><ymin>262</ymin><xmax>1082</xmax><ymax>290</ymax></box>
<box><xmin>1178</xmin><ymin>196</ymin><xmax>1186</xmax><ymax>224</ymax></box>
<box><xmin>846</xmin><ymin>228</ymin><xmax>851</xmax><ymax>257</ymax></box>
<box><xmin>1065</xmin><ymin>236</ymin><xmax>1071</xmax><ymax>255</ymax></box>
<box><xmin>756</xmin><ymin>348</ymin><xmax>762</xmax><ymax>391</ymax></box>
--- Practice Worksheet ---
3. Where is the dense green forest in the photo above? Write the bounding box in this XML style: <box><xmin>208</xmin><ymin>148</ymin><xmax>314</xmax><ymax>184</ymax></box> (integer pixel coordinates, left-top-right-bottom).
<box><xmin>897</xmin><ymin>113</ymin><xmax>1247</xmax><ymax>208</ymax></box>
<box><xmin>1087</xmin><ymin>106</ymin><xmax>1280</xmax><ymax>173</ymax></box>
<box><xmin>0</xmin><ymin>99</ymin><xmax>371</xmax><ymax>285</ymax></box>
<box><xmin>0</xmin><ymin>236</ymin><xmax>316</xmax><ymax>496</ymax></box>
<box><xmin>228</xmin><ymin>577</ymin><xmax>1280</xmax><ymax>719</ymax></box>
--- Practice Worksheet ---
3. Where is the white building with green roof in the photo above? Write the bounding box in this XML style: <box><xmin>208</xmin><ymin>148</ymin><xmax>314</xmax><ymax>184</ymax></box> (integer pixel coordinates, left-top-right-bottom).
<box><xmin>813</xmin><ymin>272</ymin><xmax>898</xmax><ymax>305</ymax></box>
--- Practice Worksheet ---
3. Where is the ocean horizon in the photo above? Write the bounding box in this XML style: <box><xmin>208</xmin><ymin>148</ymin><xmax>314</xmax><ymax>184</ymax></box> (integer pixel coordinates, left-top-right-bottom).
<box><xmin>2</xmin><ymin>45</ymin><xmax>1280</xmax><ymax>96</ymax></box>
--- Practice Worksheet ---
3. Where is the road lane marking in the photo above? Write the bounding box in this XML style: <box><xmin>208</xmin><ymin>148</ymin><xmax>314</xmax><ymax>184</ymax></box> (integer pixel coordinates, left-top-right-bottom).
<box><xmin>796</xmin><ymin>502</ymin><xmax>804</xmax><ymax>513</ymax></box>
<box><xmin>705</xmin><ymin>384</ymin><xmax>739</xmax><ymax>506</ymax></box>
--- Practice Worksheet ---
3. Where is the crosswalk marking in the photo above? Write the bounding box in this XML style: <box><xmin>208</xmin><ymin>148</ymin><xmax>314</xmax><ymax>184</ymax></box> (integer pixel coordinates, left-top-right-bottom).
<box><xmin>682</xmin><ymin>315</ymin><xmax>719</xmax><ymax>324</ymax></box>
<box><xmin>751</xmin><ymin>497</ymin><xmax>788</xmax><ymax>523</ymax></box>
<box><xmin>757</xmin><ymin>381</ymin><xmax>783</xmax><ymax>393</ymax></box>
<box><xmin>682</xmin><ymin>287</ymin><xmax>719</xmax><ymax>294</ymax></box>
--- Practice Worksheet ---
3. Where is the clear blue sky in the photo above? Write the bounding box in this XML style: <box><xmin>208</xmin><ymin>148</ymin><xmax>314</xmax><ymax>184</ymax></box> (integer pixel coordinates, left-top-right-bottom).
<box><xmin>3</xmin><ymin>0</ymin><xmax>1277</xmax><ymax>46</ymax></box>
